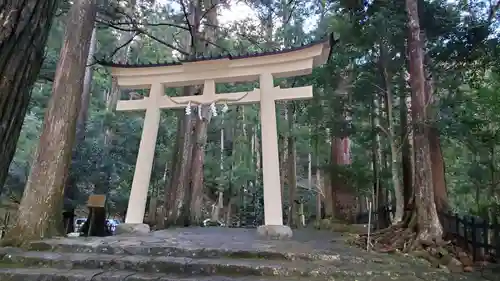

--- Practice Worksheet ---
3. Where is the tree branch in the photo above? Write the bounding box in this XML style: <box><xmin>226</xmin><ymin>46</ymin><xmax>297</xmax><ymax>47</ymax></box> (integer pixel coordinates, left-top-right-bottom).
<box><xmin>96</xmin><ymin>13</ymin><xmax>190</xmax><ymax>56</ymax></box>
<box><xmin>203</xmin><ymin>23</ymin><xmax>265</xmax><ymax>51</ymax></box>
<box><xmin>93</xmin><ymin>31</ymin><xmax>139</xmax><ymax>65</ymax></box>
<box><xmin>179</xmin><ymin>0</ymin><xmax>195</xmax><ymax>56</ymax></box>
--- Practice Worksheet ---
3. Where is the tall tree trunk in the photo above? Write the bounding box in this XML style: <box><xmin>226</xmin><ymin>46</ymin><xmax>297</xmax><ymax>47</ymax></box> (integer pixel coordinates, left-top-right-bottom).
<box><xmin>0</xmin><ymin>0</ymin><xmax>60</xmax><ymax>191</ymax></box>
<box><xmin>372</xmin><ymin>93</ymin><xmax>384</xmax><ymax>227</ymax></box>
<box><xmin>2</xmin><ymin>0</ymin><xmax>97</xmax><ymax>246</ymax></box>
<box><xmin>423</xmin><ymin>54</ymin><xmax>448</xmax><ymax>213</ymax></box>
<box><xmin>323</xmin><ymin>131</ymin><xmax>334</xmax><ymax>218</ymax></box>
<box><xmin>63</xmin><ymin>27</ymin><xmax>97</xmax><ymax>233</ymax></box>
<box><xmin>315</xmin><ymin>154</ymin><xmax>323</xmax><ymax>221</ymax></box>
<box><xmin>279</xmin><ymin>135</ymin><xmax>288</xmax><ymax>196</ymax></box>
<box><xmin>75</xmin><ymin>28</ymin><xmax>97</xmax><ymax>142</ymax></box>
<box><xmin>187</xmin><ymin>106</ymin><xmax>212</xmax><ymax>224</ymax></box>
<box><xmin>429</xmin><ymin>128</ymin><xmax>447</xmax><ymax>212</ymax></box>
<box><xmin>165</xmin><ymin>0</ymin><xmax>219</xmax><ymax>227</ymax></box>
<box><xmin>379</xmin><ymin>42</ymin><xmax>404</xmax><ymax>224</ymax></box>
<box><xmin>163</xmin><ymin>0</ymin><xmax>199</xmax><ymax>227</ymax></box>
<box><xmin>405</xmin><ymin>0</ymin><xmax>443</xmax><ymax>241</ymax></box>
<box><xmin>186</xmin><ymin>0</ymin><xmax>219</xmax><ymax>225</ymax></box>
<box><xmin>400</xmin><ymin>87</ymin><xmax>413</xmax><ymax>210</ymax></box>
<box><xmin>330</xmin><ymin>137</ymin><xmax>341</xmax><ymax>218</ymax></box>
<box><xmin>165</xmin><ymin>109</ymin><xmax>195</xmax><ymax>226</ymax></box>
<box><xmin>286</xmin><ymin>103</ymin><xmax>297</xmax><ymax>227</ymax></box>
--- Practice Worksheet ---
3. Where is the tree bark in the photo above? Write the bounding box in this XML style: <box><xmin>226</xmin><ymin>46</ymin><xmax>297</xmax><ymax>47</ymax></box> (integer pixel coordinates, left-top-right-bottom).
<box><xmin>279</xmin><ymin>135</ymin><xmax>288</xmax><ymax>196</ymax></box>
<box><xmin>400</xmin><ymin>88</ymin><xmax>413</xmax><ymax>210</ymax></box>
<box><xmin>330</xmin><ymin>137</ymin><xmax>341</xmax><ymax>218</ymax></box>
<box><xmin>287</xmin><ymin>102</ymin><xmax>297</xmax><ymax>227</ymax></box>
<box><xmin>422</xmin><ymin>54</ymin><xmax>448</xmax><ymax>213</ymax></box>
<box><xmin>372</xmin><ymin>93</ymin><xmax>384</xmax><ymax>227</ymax></box>
<box><xmin>0</xmin><ymin>0</ymin><xmax>60</xmax><ymax>191</ymax></box>
<box><xmin>315</xmin><ymin>155</ymin><xmax>323</xmax><ymax>221</ymax></box>
<box><xmin>379</xmin><ymin>42</ymin><xmax>404</xmax><ymax>224</ymax></box>
<box><xmin>63</xmin><ymin>27</ymin><xmax>98</xmax><ymax>233</ymax></box>
<box><xmin>164</xmin><ymin>0</ymin><xmax>219</xmax><ymax>227</ymax></box>
<box><xmin>2</xmin><ymin>0</ymin><xmax>97</xmax><ymax>246</ymax></box>
<box><xmin>405</xmin><ymin>0</ymin><xmax>443</xmax><ymax>241</ymax></box>
<box><xmin>185</xmin><ymin>0</ymin><xmax>219</xmax><ymax>225</ymax></box>
<box><xmin>163</xmin><ymin>0</ymin><xmax>200</xmax><ymax>227</ymax></box>
<box><xmin>186</xmin><ymin>105</ymin><xmax>212</xmax><ymax>225</ymax></box>
<box><xmin>165</xmin><ymin>107</ymin><xmax>195</xmax><ymax>226</ymax></box>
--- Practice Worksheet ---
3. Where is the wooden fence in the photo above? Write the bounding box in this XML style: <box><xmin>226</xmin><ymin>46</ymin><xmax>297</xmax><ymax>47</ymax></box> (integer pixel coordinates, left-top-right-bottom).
<box><xmin>356</xmin><ymin>206</ymin><xmax>500</xmax><ymax>262</ymax></box>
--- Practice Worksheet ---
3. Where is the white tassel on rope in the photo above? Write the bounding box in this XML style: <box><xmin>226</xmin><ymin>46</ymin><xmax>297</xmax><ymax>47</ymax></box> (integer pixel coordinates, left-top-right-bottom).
<box><xmin>185</xmin><ymin>101</ymin><xmax>192</xmax><ymax>115</ymax></box>
<box><xmin>221</xmin><ymin>102</ymin><xmax>228</xmax><ymax>113</ymax></box>
<box><xmin>210</xmin><ymin>102</ymin><xmax>217</xmax><ymax>117</ymax></box>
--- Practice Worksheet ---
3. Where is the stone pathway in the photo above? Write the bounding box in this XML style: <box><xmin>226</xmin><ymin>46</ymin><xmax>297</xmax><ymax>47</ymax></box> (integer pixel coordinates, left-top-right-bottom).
<box><xmin>0</xmin><ymin>227</ymin><xmax>495</xmax><ymax>281</ymax></box>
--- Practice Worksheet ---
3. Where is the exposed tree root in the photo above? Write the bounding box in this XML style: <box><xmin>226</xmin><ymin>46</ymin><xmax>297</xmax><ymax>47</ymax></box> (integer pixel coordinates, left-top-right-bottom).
<box><xmin>351</xmin><ymin>211</ymin><xmax>476</xmax><ymax>273</ymax></box>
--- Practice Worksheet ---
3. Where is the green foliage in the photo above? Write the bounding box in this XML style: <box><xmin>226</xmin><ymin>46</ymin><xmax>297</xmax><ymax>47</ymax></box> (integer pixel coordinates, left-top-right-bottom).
<box><xmin>5</xmin><ymin>0</ymin><xmax>500</xmax><ymax>222</ymax></box>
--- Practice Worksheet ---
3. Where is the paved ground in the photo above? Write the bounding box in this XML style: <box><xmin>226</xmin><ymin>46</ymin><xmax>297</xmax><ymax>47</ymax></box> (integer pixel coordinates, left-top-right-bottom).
<box><xmin>0</xmin><ymin>227</ymin><xmax>497</xmax><ymax>281</ymax></box>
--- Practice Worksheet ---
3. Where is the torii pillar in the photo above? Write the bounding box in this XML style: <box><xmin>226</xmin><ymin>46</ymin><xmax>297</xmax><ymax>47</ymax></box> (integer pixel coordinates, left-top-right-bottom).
<box><xmin>259</xmin><ymin>73</ymin><xmax>283</xmax><ymax>224</ymax></box>
<box><xmin>255</xmin><ymin>73</ymin><xmax>292</xmax><ymax>238</ymax></box>
<box><xmin>123</xmin><ymin>83</ymin><xmax>162</xmax><ymax>224</ymax></box>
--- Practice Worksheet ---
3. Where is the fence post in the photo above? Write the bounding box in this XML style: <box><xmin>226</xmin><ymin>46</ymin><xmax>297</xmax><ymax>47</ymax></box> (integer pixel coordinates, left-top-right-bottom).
<box><xmin>462</xmin><ymin>216</ymin><xmax>469</xmax><ymax>254</ymax></box>
<box><xmin>470</xmin><ymin>216</ymin><xmax>476</xmax><ymax>261</ymax></box>
<box><xmin>494</xmin><ymin>223</ymin><xmax>500</xmax><ymax>259</ymax></box>
<box><xmin>482</xmin><ymin>220</ymin><xmax>489</xmax><ymax>260</ymax></box>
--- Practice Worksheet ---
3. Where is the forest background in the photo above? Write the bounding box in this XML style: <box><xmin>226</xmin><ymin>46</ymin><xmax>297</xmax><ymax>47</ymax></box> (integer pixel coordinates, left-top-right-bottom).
<box><xmin>0</xmin><ymin>0</ymin><xmax>499</xmax><ymax>241</ymax></box>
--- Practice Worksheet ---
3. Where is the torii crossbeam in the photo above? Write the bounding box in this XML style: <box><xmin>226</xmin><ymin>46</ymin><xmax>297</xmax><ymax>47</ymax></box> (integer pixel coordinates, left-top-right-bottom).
<box><xmin>100</xmin><ymin>35</ymin><xmax>334</xmax><ymax>237</ymax></box>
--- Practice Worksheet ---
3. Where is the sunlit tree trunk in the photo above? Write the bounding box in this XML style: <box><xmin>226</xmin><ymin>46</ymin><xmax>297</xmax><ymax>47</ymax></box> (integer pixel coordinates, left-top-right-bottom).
<box><xmin>0</xmin><ymin>0</ymin><xmax>60</xmax><ymax>191</ymax></box>
<box><xmin>3</xmin><ymin>0</ymin><xmax>97</xmax><ymax>246</ymax></box>
<box><xmin>406</xmin><ymin>0</ymin><xmax>443</xmax><ymax>242</ymax></box>
<box><xmin>372</xmin><ymin>93</ymin><xmax>384</xmax><ymax>227</ymax></box>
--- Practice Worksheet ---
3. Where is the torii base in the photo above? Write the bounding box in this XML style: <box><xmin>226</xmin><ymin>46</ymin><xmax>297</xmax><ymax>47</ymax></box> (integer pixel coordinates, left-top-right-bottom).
<box><xmin>256</xmin><ymin>225</ymin><xmax>293</xmax><ymax>240</ymax></box>
<box><xmin>115</xmin><ymin>223</ymin><xmax>150</xmax><ymax>236</ymax></box>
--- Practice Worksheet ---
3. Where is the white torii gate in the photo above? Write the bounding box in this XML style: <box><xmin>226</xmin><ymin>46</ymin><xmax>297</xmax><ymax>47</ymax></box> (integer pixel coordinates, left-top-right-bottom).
<box><xmin>105</xmin><ymin>36</ymin><xmax>333</xmax><ymax>236</ymax></box>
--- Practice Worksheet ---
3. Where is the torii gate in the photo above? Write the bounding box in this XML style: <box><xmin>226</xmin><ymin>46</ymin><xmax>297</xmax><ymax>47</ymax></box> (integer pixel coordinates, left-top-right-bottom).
<box><xmin>102</xmin><ymin>35</ymin><xmax>333</xmax><ymax>237</ymax></box>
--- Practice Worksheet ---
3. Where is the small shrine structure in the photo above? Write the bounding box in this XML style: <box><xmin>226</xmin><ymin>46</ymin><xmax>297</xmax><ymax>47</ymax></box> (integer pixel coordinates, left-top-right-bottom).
<box><xmin>100</xmin><ymin>35</ymin><xmax>334</xmax><ymax>234</ymax></box>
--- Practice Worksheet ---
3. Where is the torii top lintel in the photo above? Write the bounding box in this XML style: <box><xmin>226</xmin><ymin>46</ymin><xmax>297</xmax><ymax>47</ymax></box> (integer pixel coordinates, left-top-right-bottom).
<box><xmin>99</xmin><ymin>34</ymin><xmax>336</xmax><ymax>90</ymax></box>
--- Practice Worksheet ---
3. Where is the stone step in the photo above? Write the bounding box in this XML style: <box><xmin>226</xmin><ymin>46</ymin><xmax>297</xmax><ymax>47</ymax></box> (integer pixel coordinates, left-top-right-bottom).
<box><xmin>0</xmin><ymin>268</ymin><xmax>326</xmax><ymax>281</ymax></box>
<box><xmin>0</xmin><ymin>250</ymin><xmax>419</xmax><ymax>279</ymax></box>
<box><xmin>28</xmin><ymin>240</ymin><xmax>347</xmax><ymax>262</ymax></box>
<box><xmin>0</xmin><ymin>250</ymin><xmax>339</xmax><ymax>277</ymax></box>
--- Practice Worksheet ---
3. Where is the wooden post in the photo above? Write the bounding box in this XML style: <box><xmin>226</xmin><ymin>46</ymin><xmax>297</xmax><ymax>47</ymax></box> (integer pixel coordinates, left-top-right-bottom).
<box><xmin>471</xmin><ymin>216</ymin><xmax>477</xmax><ymax>261</ymax></box>
<box><xmin>463</xmin><ymin>216</ymin><xmax>469</xmax><ymax>253</ymax></box>
<box><xmin>482</xmin><ymin>220</ymin><xmax>489</xmax><ymax>259</ymax></box>
<box><xmin>494</xmin><ymin>223</ymin><xmax>500</xmax><ymax>259</ymax></box>
<box><xmin>86</xmin><ymin>194</ymin><xmax>106</xmax><ymax>237</ymax></box>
